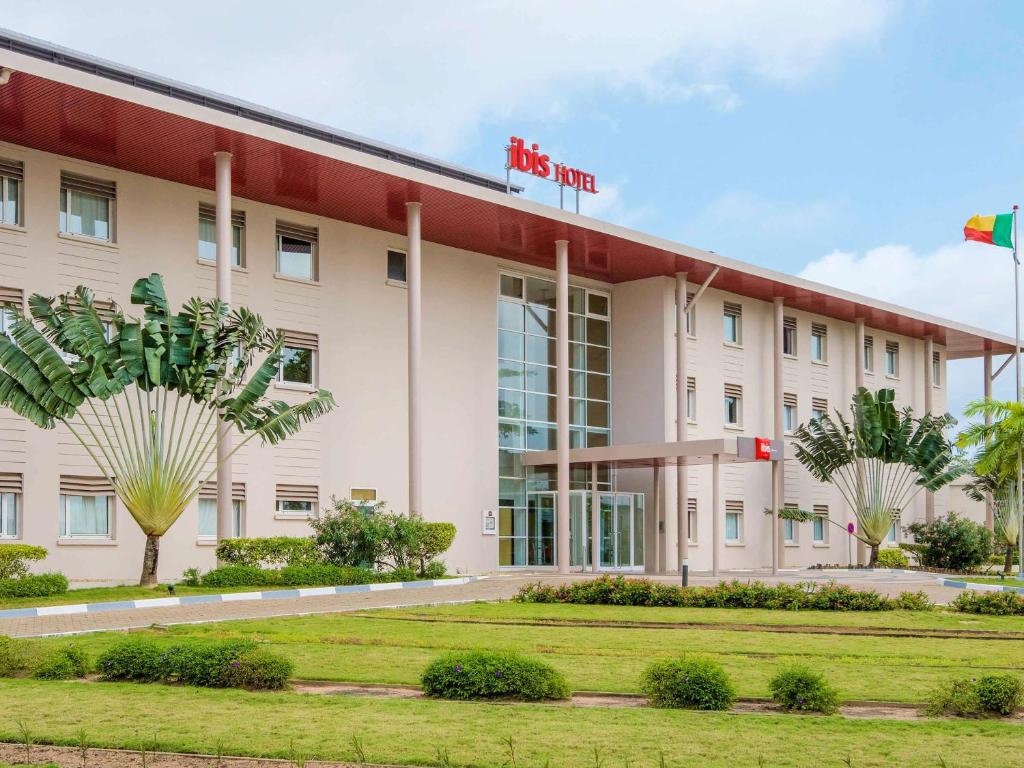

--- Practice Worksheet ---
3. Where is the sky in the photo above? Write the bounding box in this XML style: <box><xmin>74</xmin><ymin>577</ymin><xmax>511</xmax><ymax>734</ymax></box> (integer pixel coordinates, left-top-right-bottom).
<box><xmin>2</xmin><ymin>0</ymin><xmax>1023</xmax><ymax>426</ymax></box>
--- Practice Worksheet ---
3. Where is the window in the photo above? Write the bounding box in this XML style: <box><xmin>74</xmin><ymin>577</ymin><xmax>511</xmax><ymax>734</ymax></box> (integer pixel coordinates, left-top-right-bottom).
<box><xmin>677</xmin><ymin>291</ymin><xmax>696</xmax><ymax>337</ymax></box>
<box><xmin>863</xmin><ymin>335</ymin><xmax>874</xmax><ymax>373</ymax></box>
<box><xmin>813</xmin><ymin>505</ymin><xmax>829</xmax><ymax>544</ymax></box>
<box><xmin>810</xmin><ymin>322</ymin><xmax>827</xmax><ymax>362</ymax></box>
<box><xmin>886</xmin><ymin>341</ymin><xmax>900</xmax><ymax>376</ymax></box>
<box><xmin>723</xmin><ymin>302</ymin><xmax>742</xmax><ymax>344</ymax></box>
<box><xmin>0</xmin><ymin>158</ymin><xmax>23</xmax><ymax>226</ymax></box>
<box><xmin>811</xmin><ymin>397</ymin><xmax>827</xmax><ymax>422</ymax></box>
<box><xmin>686</xmin><ymin>377</ymin><xmax>696</xmax><ymax>422</ymax></box>
<box><xmin>387</xmin><ymin>249</ymin><xmax>407</xmax><ymax>283</ymax></box>
<box><xmin>687</xmin><ymin>498</ymin><xmax>697</xmax><ymax>544</ymax></box>
<box><xmin>932</xmin><ymin>351</ymin><xmax>941</xmax><ymax>387</ymax></box>
<box><xmin>782</xmin><ymin>316</ymin><xmax>797</xmax><ymax>357</ymax></box>
<box><xmin>276</xmin><ymin>484</ymin><xmax>318</xmax><ymax>517</ymax></box>
<box><xmin>783</xmin><ymin>393</ymin><xmax>797</xmax><ymax>433</ymax></box>
<box><xmin>197</xmin><ymin>204</ymin><xmax>244</xmax><ymax>266</ymax></box>
<box><xmin>59</xmin><ymin>475</ymin><xmax>114</xmax><ymax>538</ymax></box>
<box><xmin>276</xmin><ymin>222</ymin><xmax>318</xmax><ymax>280</ymax></box>
<box><xmin>60</xmin><ymin>172</ymin><xmax>115</xmax><ymax>241</ymax></box>
<box><xmin>725</xmin><ymin>500</ymin><xmax>743</xmax><ymax>543</ymax></box>
<box><xmin>351</xmin><ymin>488</ymin><xmax>378</xmax><ymax>510</ymax></box>
<box><xmin>278</xmin><ymin>330</ymin><xmax>318</xmax><ymax>387</ymax></box>
<box><xmin>0</xmin><ymin>286</ymin><xmax>21</xmax><ymax>337</ymax></box>
<box><xmin>886</xmin><ymin>520</ymin><xmax>899</xmax><ymax>544</ymax></box>
<box><xmin>783</xmin><ymin>503</ymin><xmax>800</xmax><ymax>544</ymax></box>
<box><xmin>724</xmin><ymin>384</ymin><xmax>742</xmax><ymax>427</ymax></box>
<box><xmin>0</xmin><ymin>473</ymin><xmax>21</xmax><ymax>538</ymax></box>
<box><xmin>197</xmin><ymin>482</ymin><xmax>244</xmax><ymax>538</ymax></box>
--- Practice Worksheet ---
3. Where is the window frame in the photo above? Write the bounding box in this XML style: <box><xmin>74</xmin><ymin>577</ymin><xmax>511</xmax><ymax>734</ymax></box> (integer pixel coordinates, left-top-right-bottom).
<box><xmin>59</xmin><ymin>175</ymin><xmax>116</xmax><ymax>242</ymax></box>
<box><xmin>278</xmin><ymin>344</ymin><xmax>317</xmax><ymax>388</ymax></box>
<box><xmin>386</xmin><ymin>248</ymin><xmax>408</xmax><ymax>286</ymax></box>
<box><xmin>197</xmin><ymin>498</ymin><xmax>243</xmax><ymax>540</ymax></box>
<box><xmin>863</xmin><ymin>336</ymin><xmax>875</xmax><ymax>374</ymax></box>
<box><xmin>275</xmin><ymin>227</ymin><xmax>318</xmax><ymax>282</ymax></box>
<box><xmin>686</xmin><ymin>381</ymin><xmax>697</xmax><ymax>423</ymax></box>
<box><xmin>812</xmin><ymin>514</ymin><xmax>828</xmax><ymax>545</ymax></box>
<box><xmin>0</xmin><ymin>167</ymin><xmax>23</xmax><ymax>227</ymax></box>
<box><xmin>58</xmin><ymin>493</ymin><xmax>113</xmax><ymax>539</ymax></box>
<box><xmin>783</xmin><ymin>400</ymin><xmax>797</xmax><ymax>433</ymax></box>
<box><xmin>722</xmin><ymin>303</ymin><xmax>742</xmax><ymax>345</ymax></box>
<box><xmin>886</xmin><ymin>342</ymin><xmax>900</xmax><ymax>377</ymax></box>
<box><xmin>197</xmin><ymin>205</ymin><xmax>245</xmax><ymax>267</ymax></box>
<box><xmin>724</xmin><ymin>507</ymin><xmax>744</xmax><ymax>544</ymax></box>
<box><xmin>0</xmin><ymin>491</ymin><xmax>18</xmax><ymax>538</ymax></box>
<box><xmin>782</xmin><ymin>317</ymin><xmax>797</xmax><ymax>357</ymax></box>
<box><xmin>810</xmin><ymin>323</ymin><xmax>828</xmax><ymax>363</ymax></box>
<box><xmin>932</xmin><ymin>351</ymin><xmax>941</xmax><ymax>387</ymax></box>
<box><xmin>783</xmin><ymin>517</ymin><xmax>798</xmax><ymax>545</ymax></box>
<box><xmin>723</xmin><ymin>391</ymin><xmax>742</xmax><ymax>427</ymax></box>
<box><xmin>276</xmin><ymin>499</ymin><xmax>315</xmax><ymax>517</ymax></box>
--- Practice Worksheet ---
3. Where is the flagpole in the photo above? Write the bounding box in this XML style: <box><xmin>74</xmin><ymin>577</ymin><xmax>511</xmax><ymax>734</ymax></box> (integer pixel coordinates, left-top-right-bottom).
<box><xmin>1015</xmin><ymin>204</ymin><xmax>1023</xmax><ymax>578</ymax></box>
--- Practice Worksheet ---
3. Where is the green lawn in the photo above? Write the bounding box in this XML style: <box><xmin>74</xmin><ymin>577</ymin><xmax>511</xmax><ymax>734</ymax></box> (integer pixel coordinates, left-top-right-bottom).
<box><xmin>44</xmin><ymin>603</ymin><xmax>1024</xmax><ymax>704</ymax></box>
<box><xmin>958</xmin><ymin>576</ymin><xmax>1024</xmax><ymax>588</ymax></box>
<box><xmin>0</xmin><ymin>679</ymin><xmax>1020</xmax><ymax>768</ymax></box>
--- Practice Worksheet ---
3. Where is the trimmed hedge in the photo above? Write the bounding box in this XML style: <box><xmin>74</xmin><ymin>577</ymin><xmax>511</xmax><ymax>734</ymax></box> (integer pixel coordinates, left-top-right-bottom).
<box><xmin>769</xmin><ymin>666</ymin><xmax>840</xmax><ymax>714</ymax></box>
<box><xmin>32</xmin><ymin>644</ymin><xmax>90</xmax><ymax>680</ymax></box>
<box><xmin>0</xmin><ymin>544</ymin><xmax>48</xmax><ymax>580</ymax></box>
<box><xmin>214</xmin><ymin>537</ymin><xmax>319</xmax><ymax>568</ymax></box>
<box><xmin>0</xmin><ymin>572</ymin><xmax>69</xmax><ymax>598</ymax></box>
<box><xmin>515</xmin><ymin>576</ymin><xmax>932</xmax><ymax>612</ymax></box>
<box><xmin>875</xmin><ymin>549</ymin><xmax>909</xmax><ymax>569</ymax></box>
<box><xmin>950</xmin><ymin>590</ymin><xmax>1024</xmax><ymax>616</ymax></box>
<box><xmin>640</xmin><ymin>657</ymin><xmax>735</xmax><ymax>710</ymax></box>
<box><xmin>96</xmin><ymin>637</ymin><xmax>293</xmax><ymax>690</ymax></box>
<box><xmin>421</xmin><ymin>651</ymin><xmax>570</xmax><ymax>701</ymax></box>
<box><xmin>194</xmin><ymin>563</ymin><xmax>413</xmax><ymax>589</ymax></box>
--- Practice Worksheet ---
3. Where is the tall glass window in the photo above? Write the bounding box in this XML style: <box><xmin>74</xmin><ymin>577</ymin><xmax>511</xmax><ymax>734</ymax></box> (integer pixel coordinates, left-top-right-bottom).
<box><xmin>497</xmin><ymin>271</ymin><xmax>611</xmax><ymax>567</ymax></box>
<box><xmin>198</xmin><ymin>498</ymin><xmax>242</xmax><ymax>538</ymax></box>
<box><xmin>0</xmin><ymin>159</ymin><xmax>22</xmax><ymax>226</ymax></box>
<box><xmin>59</xmin><ymin>494</ymin><xmax>111</xmax><ymax>538</ymax></box>
<box><xmin>0</xmin><ymin>492</ymin><xmax>17</xmax><ymax>538</ymax></box>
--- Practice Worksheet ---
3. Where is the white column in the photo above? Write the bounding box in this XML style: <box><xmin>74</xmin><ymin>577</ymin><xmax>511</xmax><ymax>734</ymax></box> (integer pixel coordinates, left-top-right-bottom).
<box><xmin>590</xmin><ymin>462</ymin><xmax>600</xmax><ymax>572</ymax></box>
<box><xmin>924</xmin><ymin>335</ymin><xmax>935</xmax><ymax>523</ymax></box>
<box><xmin>652</xmin><ymin>464</ymin><xmax>662</xmax><ymax>574</ymax></box>
<box><xmin>406</xmin><ymin>202</ymin><xmax>423</xmax><ymax>517</ymax></box>
<box><xmin>675</xmin><ymin>272</ymin><xmax>688</xmax><ymax>574</ymax></box>
<box><xmin>214</xmin><ymin>151</ymin><xmax>233</xmax><ymax>543</ymax></box>
<box><xmin>854</xmin><ymin>317</ymin><xmax>867</xmax><ymax>566</ymax></box>
<box><xmin>712</xmin><ymin>453</ymin><xmax>721</xmax><ymax>577</ymax></box>
<box><xmin>556</xmin><ymin>239</ymin><xmax>571</xmax><ymax>573</ymax></box>
<box><xmin>772</xmin><ymin>298</ymin><xmax>783</xmax><ymax>574</ymax></box>
<box><xmin>983</xmin><ymin>350</ymin><xmax>994</xmax><ymax>531</ymax></box>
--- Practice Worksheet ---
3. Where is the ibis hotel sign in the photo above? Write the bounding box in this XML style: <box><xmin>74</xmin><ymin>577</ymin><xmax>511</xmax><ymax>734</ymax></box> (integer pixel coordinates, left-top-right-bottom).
<box><xmin>505</xmin><ymin>136</ymin><xmax>598</xmax><ymax>211</ymax></box>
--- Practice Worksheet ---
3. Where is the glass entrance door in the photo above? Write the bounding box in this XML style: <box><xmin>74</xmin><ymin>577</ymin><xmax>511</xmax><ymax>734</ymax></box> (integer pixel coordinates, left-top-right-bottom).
<box><xmin>599</xmin><ymin>492</ymin><xmax>644</xmax><ymax>571</ymax></box>
<box><xmin>526</xmin><ymin>493</ymin><xmax>555</xmax><ymax>566</ymax></box>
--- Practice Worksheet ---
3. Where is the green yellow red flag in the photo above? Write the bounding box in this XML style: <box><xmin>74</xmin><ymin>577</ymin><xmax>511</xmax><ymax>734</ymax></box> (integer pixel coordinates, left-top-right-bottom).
<box><xmin>964</xmin><ymin>213</ymin><xmax>1014</xmax><ymax>248</ymax></box>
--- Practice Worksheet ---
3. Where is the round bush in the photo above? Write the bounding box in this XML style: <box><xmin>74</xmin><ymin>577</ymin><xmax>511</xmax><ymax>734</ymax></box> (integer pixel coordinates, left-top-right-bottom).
<box><xmin>170</xmin><ymin>640</ymin><xmax>257</xmax><ymax>687</ymax></box>
<box><xmin>96</xmin><ymin>638</ymin><xmax>167</xmax><ymax>682</ymax></box>
<box><xmin>0</xmin><ymin>572</ymin><xmax>69</xmax><ymax>598</ymax></box>
<box><xmin>421</xmin><ymin>651</ymin><xmax>570</xmax><ymax>701</ymax></box>
<box><xmin>423</xmin><ymin>560</ymin><xmax>448</xmax><ymax>579</ymax></box>
<box><xmin>975</xmin><ymin>674</ymin><xmax>1024</xmax><ymax>716</ymax></box>
<box><xmin>32</xmin><ymin>643</ymin><xmax>90</xmax><ymax>680</ymax></box>
<box><xmin>220</xmin><ymin>648</ymin><xmax>295</xmax><ymax>690</ymax></box>
<box><xmin>640</xmin><ymin>657</ymin><xmax>736</xmax><ymax>711</ymax></box>
<box><xmin>768</xmin><ymin>666</ymin><xmax>839</xmax><ymax>714</ymax></box>
<box><xmin>875</xmin><ymin>549</ymin><xmax>909</xmax><ymax>569</ymax></box>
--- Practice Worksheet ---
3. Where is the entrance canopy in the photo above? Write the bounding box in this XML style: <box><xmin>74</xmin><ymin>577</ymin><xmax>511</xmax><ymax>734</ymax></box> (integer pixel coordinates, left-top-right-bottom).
<box><xmin>521</xmin><ymin>437</ymin><xmax>784</xmax><ymax>470</ymax></box>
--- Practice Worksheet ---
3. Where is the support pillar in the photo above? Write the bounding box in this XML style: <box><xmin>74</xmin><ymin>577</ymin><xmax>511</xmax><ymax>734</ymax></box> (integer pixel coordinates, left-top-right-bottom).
<box><xmin>652</xmin><ymin>464</ymin><xmax>662</xmax><ymax>574</ymax></box>
<box><xmin>854</xmin><ymin>317</ymin><xmax>867</xmax><ymax>566</ymax></box>
<box><xmin>771</xmin><ymin>298</ymin><xmax>784</xmax><ymax>574</ymax></box>
<box><xmin>406</xmin><ymin>202</ymin><xmax>423</xmax><ymax>517</ymax></box>
<box><xmin>590</xmin><ymin>462</ymin><xmax>600</xmax><ymax>572</ymax></box>
<box><xmin>214</xmin><ymin>151</ymin><xmax>233</xmax><ymax>543</ymax></box>
<box><xmin>556</xmin><ymin>240</ymin><xmax>571</xmax><ymax>573</ymax></box>
<box><xmin>675</xmin><ymin>273</ymin><xmax>688</xmax><ymax>575</ymax></box>
<box><xmin>924</xmin><ymin>335</ymin><xmax>935</xmax><ymax>523</ymax></box>
<box><xmin>712</xmin><ymin>453</ymin><xmax>721</xmax><ymax>577</ymax></box>
<box><xmin>984</xmin><ymin>349</ymin><xmax>994</xmax><ymax>531</ymax></box>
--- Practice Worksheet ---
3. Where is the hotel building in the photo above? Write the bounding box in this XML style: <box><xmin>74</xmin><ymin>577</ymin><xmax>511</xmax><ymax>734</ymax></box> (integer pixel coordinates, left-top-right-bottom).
<box><xmin>0</xmin><ymin>30</ymin><xmax>1012</xmax><ymax>584</ymax></box>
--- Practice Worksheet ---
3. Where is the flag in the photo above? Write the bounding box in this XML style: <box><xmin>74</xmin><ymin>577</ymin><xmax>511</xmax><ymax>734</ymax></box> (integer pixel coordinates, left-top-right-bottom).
<box><xmin>964</xmin><ymin>213</ymin><xmax>1014</xmax><ymax>248</ymax></box>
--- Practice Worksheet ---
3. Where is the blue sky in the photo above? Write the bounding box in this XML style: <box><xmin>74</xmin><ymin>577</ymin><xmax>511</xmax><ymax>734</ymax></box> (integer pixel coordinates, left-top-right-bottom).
<box><xmin>3</xmin><ymin>1</ymin><xmax>1022</xmax><ymax>419</ymax></box>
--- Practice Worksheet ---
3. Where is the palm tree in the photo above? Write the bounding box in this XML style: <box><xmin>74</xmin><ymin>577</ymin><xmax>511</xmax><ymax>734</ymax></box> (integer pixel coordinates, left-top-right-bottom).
<box><xmin>791</xmin><ymin>388</ymin><xmax>961</xmax><ymax>567</ymax></box>
<box><xmin>0</xmin><ymin>274</ymin><xmax>336</xmax><ymax>585</ymax></box>
<box><xmin>960</xmin><ymin>473</ymin><xmax>1019</xmax><ymax>575</ymax></box>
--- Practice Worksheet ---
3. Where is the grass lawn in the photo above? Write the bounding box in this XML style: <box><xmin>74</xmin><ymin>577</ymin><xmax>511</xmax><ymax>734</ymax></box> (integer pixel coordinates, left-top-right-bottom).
<box><xmin>0</xmin><ymin>679</ymin><xmax>1021</xmax><ymax>768</ymax></box>
<box><xmin>958</xmin><ymin>576</ymin><xmax>1024</xmax><ymax>587</ymax></box>
<box><xmin>45</xmin><ymin>603</ymin><xmax>1024</xmax><ymax>704</ymax></box>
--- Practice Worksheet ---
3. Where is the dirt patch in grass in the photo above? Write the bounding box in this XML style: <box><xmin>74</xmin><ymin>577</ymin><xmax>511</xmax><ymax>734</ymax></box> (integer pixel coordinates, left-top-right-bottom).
<box><xmin>0</xmin><ymin>744</ymin><xmax>380</xmax><ymax>768</ymax></box>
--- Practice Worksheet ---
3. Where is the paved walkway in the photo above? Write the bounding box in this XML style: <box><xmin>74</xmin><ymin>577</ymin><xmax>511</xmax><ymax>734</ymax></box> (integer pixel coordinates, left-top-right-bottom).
<box><xmin>0</xmin><ymin>569</ymin><xmax>962</xmax><ymax>638</ymax></box>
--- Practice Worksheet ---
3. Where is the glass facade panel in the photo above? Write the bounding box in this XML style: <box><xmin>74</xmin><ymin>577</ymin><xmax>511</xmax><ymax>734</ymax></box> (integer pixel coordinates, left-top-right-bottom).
<box><xmin>498</xmin><ymin>301</ymin><xmax>524</xmax><ymax>331</ymax></box>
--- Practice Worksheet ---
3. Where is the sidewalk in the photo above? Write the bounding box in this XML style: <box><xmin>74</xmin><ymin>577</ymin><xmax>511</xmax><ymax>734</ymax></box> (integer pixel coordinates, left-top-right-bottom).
<box><xmin>0</xmin><ymin>569</ymin><xmax>965</xmax><ymax>638</ymax></box>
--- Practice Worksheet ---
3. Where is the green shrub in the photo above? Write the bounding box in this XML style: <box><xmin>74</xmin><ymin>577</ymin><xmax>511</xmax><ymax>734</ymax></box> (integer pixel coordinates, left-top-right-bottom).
<box><xmin>32</xmin><ymin>644</ymin><xmax>90</xmax><ymax>680</ymax></box>
<box><xmin>214</xmin><ymin>537</ymin><xmax>319</xmax><ymax>568</ymax></box>
<box><xmin>412</xmin><ymin>523</ymin><xmax>456</xmax><ymax>576</ymax></box>
<box><xmin>423</xmin><ymin>560</ymin><xmax>448</xmax><ymax>579</ymax></box>
<box><xmin>421</xmin><ymin>651</ymin><xmax>570</xmax><ymax>701</ymax></box>
<box><xmin>199</xmin><ymin>565</ymin><xmax>277</xmax><ymax>588</ymax></box>
<box><xmin>0</xmin><ymin>544</ymin><xmax>47</xmax><ymax>580</ymax></box>
<box><xmin>640</xmin><ymin>657</ymin><xmax>736</xmax><ymax>711</ymax></box>
<box><xmin>96</xmin><ymin>638</ymin><xmax>167</xmax><ymax>682</ymax></box>
<box><xmin>0</xmin><ymin>572</ymin><xmax>68</xmax><ymax>598</ymax></box>
<box><xmin>171</xmin><ymin>640</ymin><xmax>257</xmax><ymax>687</ymax></box>
<box><xmin>768</xmin><ymin>666</ymin><xmax>839</xmax><ymax>714</ymax></box>
<box><xmin>179</xmin><ymin>567</ymin><xmax>202</xmax><ymax>587</ymax></box>
<box><xmin>926</xmin><ymin>674</ymin><xmax>1024</xmax><ymax>717</ymax></box>
<box><xmin>0</xmin><ymin>636</ymin><xmax>39</xmax><ymax>677</ymax></box>
<box><xmin>905</xmin><ymin>513</ymin><xmax>993</xmax><ymax>572</ymax></box>
<box><xmin>514</xmin><ymin>576</ymin><xmax>932</xmax><ymax>612</ymax></box>
<box><xmin>389</xmin><ymin>566</ymin><xmax>417</xmax><ymax>583</ymax></box>
<box><xmin>875</xmin><ymin>549</ymin><xmax>909</xmax><ymax>569</ymax></box>
<box><xmin>277</xmin><ymin>564</ymin><xmax>378</xmax><ymax>586</ymax></box>
<box><xmin>975</xmin><ymin>674</ymin><xmax>1024</xmax><ymax>715</ymax></box>
<box><xmin>220</xmin><ymin>647</ymin><xmax>295</xmax><ymax>690</ymax></box>
<box><xmin>950</xmin><ymin>590</ymin><xmax>1024</xmax><ymax>616</ymax></box>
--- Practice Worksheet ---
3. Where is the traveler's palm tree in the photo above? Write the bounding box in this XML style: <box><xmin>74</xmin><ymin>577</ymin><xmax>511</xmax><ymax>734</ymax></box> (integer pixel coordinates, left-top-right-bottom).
<box><xmin>792</xmin><ymin>388</ymin><xmax>961</xmax><ymax>566</ymax></box>
<box><xmin>0</xmin><ymin>274</ymin><xmax>336</xmax><ymax>585</ymax></box>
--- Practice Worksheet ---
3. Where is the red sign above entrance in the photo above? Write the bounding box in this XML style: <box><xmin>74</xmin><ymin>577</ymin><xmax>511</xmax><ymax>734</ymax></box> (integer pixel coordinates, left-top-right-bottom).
<box><xmin>754</xmin><ymin>438</ymin><xmax>773</xmax><ymax>461</ymax></box>
<box><xmin>506</xmin><ymin>136</ymin><xmax>598</xmax><ymax>208</ymax></box>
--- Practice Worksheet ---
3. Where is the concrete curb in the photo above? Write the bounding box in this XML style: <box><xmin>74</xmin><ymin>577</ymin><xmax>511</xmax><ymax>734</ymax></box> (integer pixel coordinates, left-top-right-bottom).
<box><xmin>0</xmin><ymin>575</ymin><xmax>485</xmax><ymax>620</ymax></box>
<box><xmin>936</xmin><ymin>577</ymin><xmax>1024</xmax><ymax>595</ymax></box>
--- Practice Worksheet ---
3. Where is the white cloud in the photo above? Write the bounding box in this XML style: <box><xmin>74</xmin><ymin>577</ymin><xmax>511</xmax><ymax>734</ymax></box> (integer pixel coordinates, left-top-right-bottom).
<box><xmin>799</xmin><ymin>241</ymin><xmax>1018</xmax><ymax>425</ymax></box>
<box><xmin>2</xmin><ymin>0</ymin><xmax>895</xmax><ymax>154</ymax></box>
<box><xmin>694</xmin><ymin>191</ymin><xmax>842</xmax><ymax>238</ymax></box>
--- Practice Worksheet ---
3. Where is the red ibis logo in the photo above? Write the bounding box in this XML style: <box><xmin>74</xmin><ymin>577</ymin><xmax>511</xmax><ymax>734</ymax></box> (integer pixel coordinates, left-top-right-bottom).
<box><xmin>754</xmin><ymin>438</ymin><xmax>772</xmax><ymax>461</ymax></box>
<box><xmin>507</xmin><ymin>136</ymin><xmax>598</xmax><ymax>193</ymax></box>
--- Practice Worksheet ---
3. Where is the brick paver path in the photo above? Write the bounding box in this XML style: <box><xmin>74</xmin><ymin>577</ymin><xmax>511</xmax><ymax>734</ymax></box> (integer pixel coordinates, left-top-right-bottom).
<box><xmin>0</xmin><ymin>570</ymin><xmax>963</xmax><ymax>638</ymax></box>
